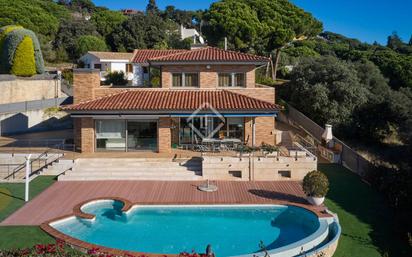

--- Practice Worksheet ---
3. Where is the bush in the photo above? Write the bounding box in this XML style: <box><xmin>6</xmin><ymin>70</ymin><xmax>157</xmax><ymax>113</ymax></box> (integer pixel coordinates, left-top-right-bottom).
<box><xmin>261</xmin><ymin>143</ymin><xmax>278</xmax><ymax>153</ymax></box>
<box><xmin>11</xmin><ymin>36</ymin><xmax>36</xmax><ymax>76</ymax></box>
<box><xmin>0</xmin><ymin>26</ymin><xmax>44</xmax><ymax>74</ymax></box>
<box><xmin>104</xmin><ymin>71</ymin><xmax>127</xmax><ymax>86</ymax></box>
<box><xmin>302</xmin><ymin>170</ymin><xmax>329</xmax><ymax>197</ymax></box>
<box><xmin>75</xmin><ymin>35</ymin><xmax>108</xmax><ymax>58</ymax></box>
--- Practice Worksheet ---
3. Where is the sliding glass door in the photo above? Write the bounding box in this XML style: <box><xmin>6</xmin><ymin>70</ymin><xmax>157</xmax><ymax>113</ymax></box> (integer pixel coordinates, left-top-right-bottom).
<box><xmin>95</xmin><ymin>119</ymin><xmax>158</xmax><ymax>152</ymax></box>
<box><xmin>127</xmin><ymin>121</ymin><xmax>157</xmax><ymax>151</ymax></box>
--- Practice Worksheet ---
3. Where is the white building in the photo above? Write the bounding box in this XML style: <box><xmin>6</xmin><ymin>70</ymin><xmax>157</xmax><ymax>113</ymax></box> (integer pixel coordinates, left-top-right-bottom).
<box><xmin>79</xmin><ymin>51</ymin><xmax>134</xmax><ymax>82</ymax></box>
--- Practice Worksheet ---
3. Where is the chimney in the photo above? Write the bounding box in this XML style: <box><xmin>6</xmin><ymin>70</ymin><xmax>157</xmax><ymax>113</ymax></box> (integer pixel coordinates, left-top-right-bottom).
<box><xmin>224</xmin><ymin>37</ymin><xmax>228</xmax><ymax>50</ymax></box>
<box><xmin>321</xmin><ymin>124</ymin><xmax>334</xmax><ymax>148</ymax></box>
<box><xmin>73</xmin><ymin>69</ymin><xmax>101</xmax><ymax>104</ymax></box>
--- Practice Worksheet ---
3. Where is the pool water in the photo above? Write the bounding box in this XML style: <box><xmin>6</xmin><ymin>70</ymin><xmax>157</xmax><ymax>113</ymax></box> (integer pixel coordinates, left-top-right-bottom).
<box><xmin>52</xmin><ymin>201</ymin><xmax>320</xmax><ymax>257</ymax></box>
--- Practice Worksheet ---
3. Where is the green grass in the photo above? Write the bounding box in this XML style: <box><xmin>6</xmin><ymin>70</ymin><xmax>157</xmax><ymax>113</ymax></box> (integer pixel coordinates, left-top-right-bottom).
<box><xmin>0</xmin><ymin>176</ymin><xmax>56</xmax><ymax>249</ymax></box>
<box><xmin>320</xmin><ymin>163</ymin><xmax>410</xmax><ymax>257</ymax></box>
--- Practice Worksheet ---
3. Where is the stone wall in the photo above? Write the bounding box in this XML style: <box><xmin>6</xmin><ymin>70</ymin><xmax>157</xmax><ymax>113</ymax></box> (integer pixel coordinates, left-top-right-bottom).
<box><xmin>202</xmin><ymin>155</ymin><xmax>317</xmax><ymax>181</ymax></box>
<box><xmin>0</xmin><ymin>75</ymin><xmax>63</xmax><ymax>104</ymax></box>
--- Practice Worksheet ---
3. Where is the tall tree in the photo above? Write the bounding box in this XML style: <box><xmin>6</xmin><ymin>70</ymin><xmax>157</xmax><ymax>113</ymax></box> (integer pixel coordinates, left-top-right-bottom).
<box><xmin>387</xmin><ymin>31</ymin><xmax>404</xmax><ymax>51</ymax></box>
<box><xmin>203</xmin><ymin>0</ymin><xmax>322</xmax><ymax>80</ymax></box>
<box><xmin>146</xmin><ymin>0</ymin><xmax>160</xmax><ymax>15</ymax></box>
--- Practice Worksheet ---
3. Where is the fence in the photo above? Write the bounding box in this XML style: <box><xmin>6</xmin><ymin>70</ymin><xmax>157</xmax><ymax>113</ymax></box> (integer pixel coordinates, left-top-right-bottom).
<box><xmin>0</xmin><ymin>97</ymin><xmax>69</xmax><ymax>114</ymax></box>
<box><xmin>279</xmin><ymin>103</ymin><xmax>371</xmax><ymax>177</ymax></box>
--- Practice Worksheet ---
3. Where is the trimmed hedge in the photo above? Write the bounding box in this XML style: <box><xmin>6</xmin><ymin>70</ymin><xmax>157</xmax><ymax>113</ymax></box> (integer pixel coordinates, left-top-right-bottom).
<box><xmin>11</xmin><ymin>36</ymin><xmax>36</xmax><ymax>76</ymax></box>
<box><xmin>0</xmin><ymin>26</ymin><xmax>44</xmax><ymax>75</ymax></box>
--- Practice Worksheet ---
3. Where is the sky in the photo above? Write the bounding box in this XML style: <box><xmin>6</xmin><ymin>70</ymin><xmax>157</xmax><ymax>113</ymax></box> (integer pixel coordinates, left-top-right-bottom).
<box><xmin>92</xmin><ymin>0</ymin><xmax>412</xmax><ymax>44</ymax></box>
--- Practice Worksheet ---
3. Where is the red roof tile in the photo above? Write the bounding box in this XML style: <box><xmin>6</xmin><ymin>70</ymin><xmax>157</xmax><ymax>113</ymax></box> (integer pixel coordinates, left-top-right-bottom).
<box><xmin>149</xmin><ymin>47</ymin><xmax>269</xmax><ymax>63</ymax></box>
<box><xmin>63</xmin><ymin>90</ymin><xmax>279</xmax><ymax>112</ymax></box>
<box><xmin>132</xmin><ymin>49</ymin><xmax>188</xmax><ymax>63</ymax></box>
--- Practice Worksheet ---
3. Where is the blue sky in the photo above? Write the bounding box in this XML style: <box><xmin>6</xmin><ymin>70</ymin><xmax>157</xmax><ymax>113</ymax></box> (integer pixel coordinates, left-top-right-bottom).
<box><xmin>92</xmin><ymin>0</ymin><xmax>411</xmax><ymax>44</ymax></box>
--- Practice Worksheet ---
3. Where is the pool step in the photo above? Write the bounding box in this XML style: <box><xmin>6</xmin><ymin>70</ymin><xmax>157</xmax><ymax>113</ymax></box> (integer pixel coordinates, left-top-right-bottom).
<box><xmin>58</xmin><ymin>158</ymin><xmax>203</xmax><ymax>181</ymax></box>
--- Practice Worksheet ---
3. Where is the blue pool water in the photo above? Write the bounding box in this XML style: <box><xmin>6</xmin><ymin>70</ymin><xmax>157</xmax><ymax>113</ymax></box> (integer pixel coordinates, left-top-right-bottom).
<box><xmin>52</xmin><ymin>201</ymin><xmax>320</xmax><ymax>257</ymax></box>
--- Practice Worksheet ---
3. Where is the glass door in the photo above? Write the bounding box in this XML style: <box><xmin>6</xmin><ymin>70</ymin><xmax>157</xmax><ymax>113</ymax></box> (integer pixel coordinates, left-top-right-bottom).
<box><xmin>127</xmin><ymin>121</ymin><xmax>157</xmax><ymax>151</ymax></box>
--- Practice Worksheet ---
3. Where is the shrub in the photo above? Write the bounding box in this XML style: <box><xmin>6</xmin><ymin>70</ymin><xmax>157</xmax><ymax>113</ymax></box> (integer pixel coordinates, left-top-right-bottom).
<box><xmin>302</xmin><ymin>170</ymin><xmax>329</xmax><ymax>197</ymax></box>
<box><xmin>104</xmin><ymin>71</ymin><xmax>128</xmax><ymax>85</ymax></box>
<box><xmin>0</xmin><ymin>26</ymin><xmax>44</xmax><ymax>74</ymax></box>
<box><xmin>75</xmin><ymin>35</ymin><xmax>108</xmax><ymax>58</ymax></box>
<box><xmin>261</xmin><ymin>143</ymin><xmax>278</xmax><ymax>153</ymax></box>
<box><xmin>11</xmin><ymin>36</ymin><xmax>36</xmax><ymax>76</ymax></box>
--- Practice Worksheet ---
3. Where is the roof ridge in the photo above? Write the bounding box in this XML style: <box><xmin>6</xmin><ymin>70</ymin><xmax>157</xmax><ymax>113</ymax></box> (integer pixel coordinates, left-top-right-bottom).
<box><xmin>208</xmin><ymin>46</ymin><xmax>270</xmax><ymax>61</ymax></box>
<box><xmin>148</xmin><ymin>47</ymin><xmax>210</xmax><ymax>61</ymax></box>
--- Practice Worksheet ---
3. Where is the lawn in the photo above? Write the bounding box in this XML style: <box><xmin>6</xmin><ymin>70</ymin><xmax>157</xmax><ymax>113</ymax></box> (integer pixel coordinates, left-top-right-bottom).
<box><xmin>0</xmin><ymin>176</ymin><xmax>56</xmax><ymax>249</ymax></box>
<box><xmin>320</xmin><ymin>163</ymin><xmax>410</xmax><ymax>257</ymax></box>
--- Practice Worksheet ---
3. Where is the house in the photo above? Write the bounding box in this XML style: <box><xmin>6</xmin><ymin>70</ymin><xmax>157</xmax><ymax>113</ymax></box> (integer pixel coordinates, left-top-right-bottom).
<box><xmin>64</xmin><ymin>46</ymin><xmax>317</xmax><ymax>181</ymax></box>
<box><xmin>79</xmin><ymin>51</ymin><xmax>134</xmax><ymax>83</ymax></box>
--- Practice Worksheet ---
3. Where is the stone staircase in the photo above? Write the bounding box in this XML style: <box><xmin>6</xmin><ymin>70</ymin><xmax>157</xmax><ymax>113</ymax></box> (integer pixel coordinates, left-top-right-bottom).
<box><xmin>58</xmin><ymin>157</ymin><xmax>203</xmax><ymax>181</ymax></box>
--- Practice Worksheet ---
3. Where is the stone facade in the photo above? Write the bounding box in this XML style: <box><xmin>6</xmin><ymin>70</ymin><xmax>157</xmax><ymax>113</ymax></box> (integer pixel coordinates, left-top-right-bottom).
<box><xmin>202</xmin><ymin>155</ymin><xmax>317</xmax><ymax>181</ymax></box>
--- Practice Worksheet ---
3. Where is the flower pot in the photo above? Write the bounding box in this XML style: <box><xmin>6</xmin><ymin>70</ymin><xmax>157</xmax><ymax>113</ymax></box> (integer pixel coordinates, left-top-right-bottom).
<box><xmin>307</xmin><ymin>196</ymin><xmax>325</xmax><ymax>206</ymax></box>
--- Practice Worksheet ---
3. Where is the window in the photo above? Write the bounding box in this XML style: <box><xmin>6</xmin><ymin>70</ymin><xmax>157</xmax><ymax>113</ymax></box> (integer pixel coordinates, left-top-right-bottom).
<box><xmin>218</xmin><ymin>73</ymin><xmax>231</xmax><ymax>87</ymax></box>
<box><xmin>94</xmin><ymin>63</ymin><xmax>102</xmax><ymax>70</ymax></box>
<box><xmin>229</xmin><ymin>170</ymin><xmax>242</xmax><ymax>178</ymax></box>
<box><xmin>95</xmin><ymin>120</ymin><xmax>126</xmax><ymax>151</ymax></box>
<box><xmin>218</xmin><ymin>73</ymin><xmax>246</xmax><ymax>87</ymax></box>
<box><xmin>126</xmin><ymin>64</ymin><xmax>133</xmax><ymax>73</ymax></box>
<box><xmin>172</xmin><ymin>73</ymin><xmax>199</xmax><ymax>87</ymax></box>
<box><xmin>278</xmin><ymin>170</ymin><xmax>291</xmax><ymax>178</ymax></box>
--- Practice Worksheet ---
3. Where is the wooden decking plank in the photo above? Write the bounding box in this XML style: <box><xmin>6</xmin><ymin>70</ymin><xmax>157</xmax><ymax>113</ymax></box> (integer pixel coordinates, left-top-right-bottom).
<box><xmin>1</xmin><ymin>180</ymin><xmax>330</xmax><ymax>226</ymax></box>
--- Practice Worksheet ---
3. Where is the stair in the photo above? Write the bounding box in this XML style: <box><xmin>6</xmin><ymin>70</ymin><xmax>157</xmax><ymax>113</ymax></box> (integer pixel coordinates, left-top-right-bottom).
<box><xmin>58</xmin><ymin>158</ymin><xmax>203</xmax><ymax>181</ymax></box>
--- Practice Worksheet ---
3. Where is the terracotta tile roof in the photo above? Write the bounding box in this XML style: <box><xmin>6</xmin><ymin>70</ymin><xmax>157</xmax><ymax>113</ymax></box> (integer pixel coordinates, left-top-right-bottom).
<box><xmin>88</xmin><ymin>51</ymin><xmax>134</xmax><ymax>60</ymax></box>
<box><xmin>148</xmin><ymin>47</ymin><xmax>269</xmax><ymax>63</ymax></box>
<box><xmin>132</xmin><ymin>49</ymin><xmax>189</xmax><ymax>63</ymax></box>
<box><xmin>63</xmin><ymin>90</ymin><xmax>279</xmax><ymax>112</ymax></box>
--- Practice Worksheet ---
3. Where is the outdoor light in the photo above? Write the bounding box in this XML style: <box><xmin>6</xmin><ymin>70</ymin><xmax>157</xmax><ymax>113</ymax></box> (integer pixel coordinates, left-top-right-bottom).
<box><xmin>206</xmin><ymin>65</ymin><xmax>211</xmax><ymax>69</ymax></box>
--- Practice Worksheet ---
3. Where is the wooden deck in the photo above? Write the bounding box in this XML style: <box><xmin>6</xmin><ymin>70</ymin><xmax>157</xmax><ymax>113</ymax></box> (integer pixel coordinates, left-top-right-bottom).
<box><xmin>1</xmin><ymin>180</ymin><xmax>329</xmax><ymax>226</ymax></box>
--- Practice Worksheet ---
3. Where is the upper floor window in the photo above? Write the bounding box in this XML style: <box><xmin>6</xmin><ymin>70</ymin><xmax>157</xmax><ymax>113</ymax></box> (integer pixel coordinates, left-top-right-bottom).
<box><xmin>218</xmin><ymin>73</ymin><xmax>246</xmax><ymax>87</ymax></box>
<box><xmin>172</xmin><ymin>73</ymin><xmax>199</xmax><ymax>87</ymax></box>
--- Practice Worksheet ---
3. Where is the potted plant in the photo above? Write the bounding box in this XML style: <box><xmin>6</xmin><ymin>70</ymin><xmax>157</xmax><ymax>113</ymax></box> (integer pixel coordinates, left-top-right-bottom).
<box><xmin>302</xmin><ymin>170</ymin><xmax>329</xmax><ymax>206</ymax></box>
<box><xmin>261</xmin><ymin>143</ymin><xmax>279</xmax><ymax>157</ymax></box>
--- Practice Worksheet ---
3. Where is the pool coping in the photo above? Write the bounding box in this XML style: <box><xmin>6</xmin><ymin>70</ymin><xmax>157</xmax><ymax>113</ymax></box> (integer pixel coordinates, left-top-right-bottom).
<box><xmin>40</xmin><ymin>197</ymin><xmax>333</xmax><ymax>257</ymax></box>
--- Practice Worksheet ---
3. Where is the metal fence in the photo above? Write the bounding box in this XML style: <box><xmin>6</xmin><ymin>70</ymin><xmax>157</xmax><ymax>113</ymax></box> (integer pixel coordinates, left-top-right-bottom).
<box><xmin>0</xmin><ymin>97</ymin><xmax>69</xmax><ymax>114</ymax></box>
<box><xmin>279</xmin><ymin>103</ymin><xmax>371</xmax><ymax>177</ymax></box>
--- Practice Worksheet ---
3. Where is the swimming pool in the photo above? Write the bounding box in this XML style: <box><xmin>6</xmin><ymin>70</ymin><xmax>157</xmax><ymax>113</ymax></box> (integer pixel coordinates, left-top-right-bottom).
<box><xmin>51</xmin><ymin>200</ymin><xmax>328</xmax><ymax>257</ymax></box>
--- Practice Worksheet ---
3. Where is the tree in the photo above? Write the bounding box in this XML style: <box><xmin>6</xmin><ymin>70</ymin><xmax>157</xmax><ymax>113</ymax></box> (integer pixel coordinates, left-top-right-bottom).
<box><xmin>75</xmin><ymin>35</ymin><xmax>107</xmax><ymax>57</ymax></box>
<box><xmin>54</xmin><ymin>19</ymin><xmax>98</xmax><ymax>60</ymax></box>
<box><xmin>108</xmin><ymin>12</ymin><xmax>166</xmax><ymax>51</ymax></box>
<box><xmin>146</xmin><ymin>0</ymin><xmax>160</xmax><ymax>15</ymax></box>
<box><xmin>409</xmin><ymin>35</ymin><xmax>412</xmax><ymax>46</ymax></box>
<box><xmin>91</xmin><ymin>9</ymin><xmax>127</xmax><ymax>38</ymax></box>
<box><xmin>203</xmin><ymin>0</ymin><xmax>322</xmax><ymax>80</ymax></box>
<box><xmin>284</xmin><ymin>56</ymin><xmax>368</xmax><ymax>132</ymax></box>
<box><xmin>387</xmin><ymin>31</ymin><xmax>404</xmax><ymax>51</ymax></box>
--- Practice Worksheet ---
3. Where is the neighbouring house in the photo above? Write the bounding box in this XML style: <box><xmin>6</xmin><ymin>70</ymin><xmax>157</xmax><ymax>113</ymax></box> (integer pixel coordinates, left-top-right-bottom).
<box><xmin>64</xmin><ymin>46</ymin><xmax>317</xmax><ymax>181</ymax></box>
<box><xmin>79</xmin><ymin>51</ymin><xmax>134</xmax><ymax>83</ymax></box>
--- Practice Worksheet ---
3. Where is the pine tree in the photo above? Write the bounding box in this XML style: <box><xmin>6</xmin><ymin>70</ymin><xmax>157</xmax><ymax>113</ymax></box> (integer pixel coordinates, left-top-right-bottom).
<box><xmin>146</xmin><ymin>0</ymin><xmax>160</xmax><ymax>15</ymax></box>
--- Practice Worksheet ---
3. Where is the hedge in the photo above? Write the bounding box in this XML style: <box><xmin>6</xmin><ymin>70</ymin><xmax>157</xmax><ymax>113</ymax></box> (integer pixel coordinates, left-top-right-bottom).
<box><xmin>10</xmin><ymin>36</ymin><xmax>36</xmax><ymax>76</ymax></box>
<box><xmin>0</xmin><ymin>26</ymin><xmax>44</xmax><ymax>74</ymax></box>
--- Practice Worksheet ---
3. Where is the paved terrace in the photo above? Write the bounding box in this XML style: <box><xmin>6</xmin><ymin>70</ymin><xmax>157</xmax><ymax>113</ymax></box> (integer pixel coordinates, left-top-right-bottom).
<box><xmin>1</xmin><ymin>180</ymin><xmax>329</xmax><ymax>226</ymax></box>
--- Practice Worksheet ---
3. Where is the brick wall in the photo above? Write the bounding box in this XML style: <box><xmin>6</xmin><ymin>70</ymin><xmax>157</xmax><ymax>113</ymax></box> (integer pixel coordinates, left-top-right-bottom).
<box><xmin>161</xmin><ymin>64</ymin><xmax>256</xmax><ymax>88</ymax></box>
<box><xmin>244</xmin><ymin>117</ymin><xmax>276</xmax><ymax>146</ymax></box>
<box><xmin>73</xmin><ymin>69</ymin><xmax>100</xmax><ymax>104</ymax></box>
<box><xmin>74</xmin><ymin>117</ymin><xmax>94</xmax><ymax>153</ymax></box>
<box><xmin>158</xmin><ymin>117</ymin><xmax>172</xmax><ymax>153</ymax></box>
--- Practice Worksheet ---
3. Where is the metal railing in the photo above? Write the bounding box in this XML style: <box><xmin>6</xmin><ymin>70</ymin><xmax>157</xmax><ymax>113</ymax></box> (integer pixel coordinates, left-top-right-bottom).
<box><xmin>0</xmin><ymin>139</ymin><xmax>76</xmax><ymax>180</ymax></box>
